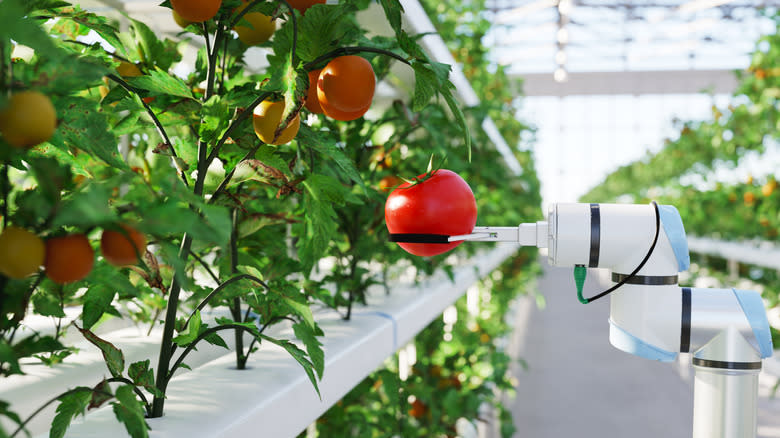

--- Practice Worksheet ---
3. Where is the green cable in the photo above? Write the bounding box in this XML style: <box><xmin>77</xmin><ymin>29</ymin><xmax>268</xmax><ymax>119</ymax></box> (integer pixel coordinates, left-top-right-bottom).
<box><xmin>574</xmin><ymin>265</ymin><xmax>588</xmax><ymax>304</ymax></box>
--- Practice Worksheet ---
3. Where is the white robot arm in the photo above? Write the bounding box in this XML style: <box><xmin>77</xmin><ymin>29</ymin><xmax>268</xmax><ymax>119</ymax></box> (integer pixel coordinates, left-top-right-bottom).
<box><xmin>447</xmin><ymin>202</ymin><xmax>773</xmax><ymax>438</ymax></box>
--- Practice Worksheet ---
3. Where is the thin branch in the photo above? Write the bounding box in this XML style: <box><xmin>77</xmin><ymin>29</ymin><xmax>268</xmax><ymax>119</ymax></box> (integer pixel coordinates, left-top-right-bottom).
<box><xmin>10</xmin><ymin>387</ymin><xmax>113</xmax><ymax>438</ymax></box>
<box><xmin>181</xmin><ymin>274</ymin><xmax>269</xmax><ymax>333</ymax></box>
<box><xmin>62</xmin><ymin>39</ymin><xmax>133</xmax><ymax>64</ymax></box>
<box><xmin>303</xmin><ymin>46</ymin><xmax>411</xmax><ymax>71</ymax></box>
<box><xmin>105</xmin><ymin>377</ymin><xmax>152</xmax><ymax>416</ymax></box>
<box><xmin>242</xmin><ymin>315</ymin><xmax>295</xmax><ymax>361</ymax></box>
<box><xmin>166</xmin><ymin>323</ymin><xmax>259</xmax><ymax>380</ymax></box>
<box><xmin>208</xmin><ymin>143</ymin><xmax>261</xmax><ymax>204</ymax></box>
<box><xmin>106</xmin><ymin>74</ymin><xmax>190</xmax><ymax>188</ymax></box>
<box><xmin>189</xmin><ymin>251</ymin><xmax>221</xmax><ymax>284</ymax></box>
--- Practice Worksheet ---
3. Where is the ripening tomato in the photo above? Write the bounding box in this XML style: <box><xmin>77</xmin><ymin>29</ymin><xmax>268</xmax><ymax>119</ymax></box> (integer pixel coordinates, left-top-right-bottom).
<box><xmin>170</xmin><ymin>0</ymin><xmax>222</xmax><ymax>23</ymax></box>
<box><xmin>304</xmin><ymin>69</ymin><xmax>323</xmax><ymax>114</ymax></box>
<box><xmin>0</xmin><ymin>91</ymin><xmax>57</xmax><ymax>149</ymax></box>
<box><xmin>253</xmin><ymin>99</ymin><xmax>301</xmax><ymax>145</ymax></box>
<box><xmin>287</xmin><ymin>0</ymin><xmax>325</xmax><ymax>14</ymax></box>
<box><xmin>44</xmin><ymin>234</ymin><xmax>94</xmax><ymax>284</ymax></box>
<box><xmin>317</xmin><ymin>55</ymin><xmax>375</xmax><ymax>121</ymax></box>
<box><xmin>384</xmin><ymin>169</ymin><xmax>477</xmax><ymax>257</ymax></box>
<box><xmin>100</xmin><ymin>224</ymin><xmax>147</xmax><ymax>267</ymax></box>
<box><xmin>0</xmin><ymin>226</ymin><xmax>45</xmax><ymax>279</ymax></box>
<box><xmin>234</xmin><ymin>2</ymin><xmax>275</xmax><ymax>46</ymax></box>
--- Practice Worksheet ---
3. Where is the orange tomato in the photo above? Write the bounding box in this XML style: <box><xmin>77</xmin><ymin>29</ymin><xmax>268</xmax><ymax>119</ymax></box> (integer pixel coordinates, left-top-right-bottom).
<box><xmin>44</xmin><ymin>234</ymin><xmax>94</xmax><ymax>284</ymax></box>
<box><xmin>317</xmin><ymin>55</ymin><xmax>375</xmax><ymax>113</ymax></box>
<box><xmin>100</xmin><ymin>225</ymin><xmax>147</xmax><ymax>267</ymax></box>
<box><xmin>287</xmin><ymin>0</ymin><xmax>325</xmax><ymax>14</ymax></box>
<box><xmin>170</xmin><ymin>0</ymin><xmax>222</xmax><ymax>23</ymax></box>
<box><xmin>234</xmin><ymin>2</ymin><xmax>275</xmax><ymax>46</ymax></box>
<box><xmin>304</xmin><ymin>69</ymin><xmax>323</xmax><ymax>114</ymax></box>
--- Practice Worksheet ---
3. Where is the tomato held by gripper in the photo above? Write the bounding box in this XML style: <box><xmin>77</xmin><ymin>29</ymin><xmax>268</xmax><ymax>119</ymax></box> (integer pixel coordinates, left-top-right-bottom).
<box><xmin>392</xmin><ymin>202</ymin><xmax>773</xmax><ymax>438</ymax></box>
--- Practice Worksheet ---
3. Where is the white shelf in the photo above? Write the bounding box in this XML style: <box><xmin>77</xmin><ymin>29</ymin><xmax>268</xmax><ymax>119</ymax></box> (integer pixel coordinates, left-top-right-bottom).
<box><xmin>687</xmin><ymin>236</ymin><xmax>780</xmax><ymax>270</ymax></box>
<box><xmin>33</xmin><ymin>244</ymin><xmax>520</xmax><ymax>438</ymax></box>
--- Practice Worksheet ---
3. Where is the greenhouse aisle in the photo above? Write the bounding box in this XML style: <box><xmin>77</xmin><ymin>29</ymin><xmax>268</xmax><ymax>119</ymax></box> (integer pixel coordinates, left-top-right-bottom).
<box><xmin>496</xmin><ymin>257</ymin><xmax>780</xmax><ymax>438</ymax></box>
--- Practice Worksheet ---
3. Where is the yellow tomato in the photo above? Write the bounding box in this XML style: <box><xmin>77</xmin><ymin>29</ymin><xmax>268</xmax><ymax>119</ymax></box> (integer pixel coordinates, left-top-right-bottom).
<box><xmin>253</xmin><ymin>100</ymin><xmax>300</xmax><ymax>145</ymax></box>
<box><xmin>0</xmin><ymin>227</ymin><xmax>45</xmax><ymax>279</ymax></box>
<box><xmin>0</xmin><ymin>91</ymin><xmax>57</xmax><ymax>149</ymax></box>
<box><xmin>234</xmin><ymin>3</ymin><xmax>275</xmax><ymax>46</ymax></box>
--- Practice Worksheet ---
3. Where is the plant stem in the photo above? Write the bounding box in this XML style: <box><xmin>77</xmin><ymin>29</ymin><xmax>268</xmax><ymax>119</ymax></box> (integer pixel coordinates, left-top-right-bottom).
<box><xmin>105</xmin><ymin>377</ymin><xmax>152</xmax><ymax>416</ymax></box>
<box><xmin>303</xmin><ymin>46</ymin><xmax>411</xmax><ymax>71</ymax></box>
<box><xmin>106</xmin><ymin>74</ymin><xmax>190</xmax><ymax>188</ymax></box>
<box><xmin>229</xmin><ymin>207</ymin><xmax>246</xmax><ymax>369</ymax></box>
<box><xmin>62</xmin><ymin>39</ymin><xmax>133</xmax><ymax>64</ymax></box>
<box><xmin>1</xmin><ymin>164</ymin><xmax>9</xmax><ymax>229</ymax></box>
<box><xmin>152</xmin><ymin>20</ymin><xmax>226</xmax><ymax>416</ymax></box>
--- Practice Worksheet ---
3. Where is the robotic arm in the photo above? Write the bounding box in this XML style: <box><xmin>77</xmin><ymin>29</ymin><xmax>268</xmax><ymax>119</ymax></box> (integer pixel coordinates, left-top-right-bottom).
<box><xmin>451</xmin><ymin>202</ymin><xmax>774</xmax><ymax>438</ymax></box>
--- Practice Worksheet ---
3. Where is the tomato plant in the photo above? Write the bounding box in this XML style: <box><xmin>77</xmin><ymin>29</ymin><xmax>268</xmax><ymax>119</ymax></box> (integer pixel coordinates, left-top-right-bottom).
<box><xmin>385</xmin><ymin>169</ymin><xmax>477</xmax><ymax>257</ymax></box>
<box><xmin>0</xmin><ymin>0</ymin><xmax>540</xmax><ymax>436</ymax></box>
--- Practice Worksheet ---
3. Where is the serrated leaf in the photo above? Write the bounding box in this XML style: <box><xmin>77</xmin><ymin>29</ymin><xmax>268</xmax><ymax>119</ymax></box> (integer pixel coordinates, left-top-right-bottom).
<box><xmin>412</xmin><ymin>63</ymin><xmax>437</xmax><ymax>111</ymax></box>
<box><xmin>49</xmin><ymin>96</ymin><xmax>126</xmax><ymax>168</ymax></box>
<box><xmin>198</xmin><ymin>95</ymin><xmax>230</xmax><ymax>145</ymax></box>
<box><xmin>172</xmin><ymin>310</ymin><xmax>201</xmax><ymax>346</ymax></box>
<box><xmin>0</xmin><ymin>0</ymin><xmax>60</xmax><ymax>58</ymax></box>
<box><xmin>65</xmin><ymin>10</ymin><xmax>126</xmax><ymax>58</ymax></box>
<box><xmin>296</xmin><ymin>3</ymin><xmax>358</xmax><ymax>62</ymax></box>
<box><xmin>441</xmin><ymin>88</ymin><xmax>472</xmax><ymax>161</ymax></box>
<box><xmin>378</xmin><ymin>0</ymin><xmax>404</xmax><ymax>36</ymax></box>
<box><xmin>292</xmin><ymin>322</ymin><xmax>324</xmax><ymax>379</ymax></box>
<box><xmin>203</xmin><ymin>332</ymin><xmax>229</xmax><ymax>349</ymax></box>
<box><xmin>82</xmin><ymin>285</ymin><xmax>116</xmax><ymax>330</ymax></box>
<box><xmin>112</xmin><ymin>385</ymin><xmax>148</xmax><ymax>438</ymax></box>
<box><xmin>50</xmin><ymin>389</ymin><xmax>91</xmax><ymax>438</ymax></box>
<box><xmin>32</xmin><ymin>289</ymin><xmax>66</xmax><ymax>318</ymax></box>
<box><xmin>283</xmin><ymin>297</ymin><xmax>314</xmax><ymax>329</ymax></box>
<box><xmin>88</xmin><ymin>380</ymin><xmax>113</xmax><ymax>410</ymax></box>
<box><xmin>128</xmin><ymin>360</ymin><xmax>164</xmax><ymax>398</ymax></box>
<box><xmin>259</xmin><ymin>334</ymin><xmax>321</xmax><ymax>398</ymax></box>
<box><xmin>50</xmin><ymin>184</ymin><xmax>116</xmax><ymax>229</ymax></box>
<box><xmin>126</xmin><ymin>69</ymin><xmax>193</xmax><ymax>99</ymax></box>
<box><xmin>76</xmin><ymin>326</ymin><xmax>125</xmax><ymax>378</ymax></box>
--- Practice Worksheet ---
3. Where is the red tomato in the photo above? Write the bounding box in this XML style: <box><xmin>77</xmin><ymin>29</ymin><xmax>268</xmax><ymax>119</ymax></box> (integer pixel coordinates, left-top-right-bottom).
<box><xmin>384</xmin><ymin>169</ymin><xmax>477</xmax><ymax>257</ymax></box>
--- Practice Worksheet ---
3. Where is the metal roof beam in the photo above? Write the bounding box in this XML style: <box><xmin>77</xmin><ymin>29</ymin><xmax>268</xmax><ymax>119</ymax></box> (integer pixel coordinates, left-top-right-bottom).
<box><xmin>513</xmin><ymin>69</ymin><xmax>739</xmax><ymax>96</ymax></box>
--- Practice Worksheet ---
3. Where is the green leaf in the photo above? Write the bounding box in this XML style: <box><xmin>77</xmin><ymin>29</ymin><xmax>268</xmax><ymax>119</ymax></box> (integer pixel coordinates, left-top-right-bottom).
<box><xmin>76</xmin><ymin>326</ymin><xmax>125</xmax><ymax>378</ymax></box>
<box><xmin>292</xmin><ymin>321</ymin><xmax>324</xmax><ymax>379</ymax></box>
<box><xmin>126</xmin><ymin>68</ymin><xmax>193</xmax><ymax>99</ymax></box>
<box><xmin>88</xmin><ymin>380</ymin><xmax>114</xmax><ymax>410</ymax></box>
<box><xmin>441</xmin><ymin>87</ymin><xmax>471</xmax><ymax>161</ymax></box>
<box><xmin>0</xmin><ymin>340</ymin><xmax>21</xmax><ymax>376</ymax></box>
<box><xmin>172</xmin><ymin>310</ymin><xmax>201</xmax><ymax>346</ymax></box>
<box><xmin>378</xmin><ymin>0</ymin><xmax>404</xmax><ymax>36</ymax></box>
<box><xmin>203</xmin><ymin>331</ymin><xmax>229</xmax><ymax>350</ymax></box>
<box><xmin>129</xmin><ymin>18</ymin><xmax>181</xmax><ymax>71</ymax></box>
<box><xmin>50</xmin><ymin>388</ymin><xmax>91</xmax><ymax>438</ymax></box>
<box><xmin>29</xmin><ymin>0</ymin><xmax>72</xmax><ymax>10</ymax></box>
<box><xmin>259</xmin><ymin>334</ymin><xmax>321</xmax><ymax>398</ymax></box>
<box><xmin>0</xmin><ymin>0</ymin><xmax>60</xmax><ymax>57</ymax></box>
<box><xmin>27</xmin><ymin>157</ymin><xmax>70</xmax><ymax>204</ymax></box>
<box><xmin>112</xmin><ymin>385</ymin><xmax>148</xmax><ymax>438</ymax></box>
<box><xmin>63</xmin><ymin>10</ymin><xmax>126</xmax><ymax>59</ymax></box>
<box><xmin>82</xmin><ymin>285</ymin><xmax>117</xmax><ymax>330</ymax></box>
<box><xmin>296</xmin><ymin>3</ymin><xmax>359</xmax><ymax>62</ymax></box>
<box><xmin>0</xmin><ymin>400</ymin><xmax>24</xmax><ymax>432</ymax></box>
<box><xmin>412</xmin><ymin>63</ymin><xmax>437</xmax><ymax>112</ymax></box>
<box><xmin>48</xmin><ymin>96</ymin><xmax>126</xmax><ymax>169</ymax></box>
<box><xmin>199</xmin><ymin>95</ymin><xmax>230</xmax><ymax>145</ymax></box>
<box><xmin>50</xmin><ymin>184</ymin><xmax>116</xmax><ymax>229</ymax></box>
<box><xmin>128</xmin><ymin>360</ymin><xmax>163</xmax><ymax>398</ymax></box>
<box><xmin>32</xmin><ymin>289</ymin><xmax>66</xmax><ymax>318</ymax></box>
<box><xmin>283</xmin><ymin>297</ymin><xmax>315</xmax><ymax>329</ymax></box>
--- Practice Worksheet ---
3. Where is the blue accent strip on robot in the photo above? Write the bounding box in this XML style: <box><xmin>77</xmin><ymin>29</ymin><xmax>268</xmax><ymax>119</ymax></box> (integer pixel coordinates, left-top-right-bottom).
<box><xmin>680</xmin><ymin>288</ymin><xmax>691</xmax><ymax>353</ymax></box>
<box><xmin>608</xmin><ymin>319</ymin><xmax>678</xmax><ymax>362</ymax></box>
<box><xmin>658</xmin><ymin>205</ymin><xmax>690</xmax><ymax>272</ymax></box>
<box><xmin>732</xmin><ymin>289</ymin><xmax>774</xmax><ymax>359</ymax></box>
<box><xmin>589</xmin><ymin>203</ymin><xmax>600</xmax><ymax>268</ymax></box>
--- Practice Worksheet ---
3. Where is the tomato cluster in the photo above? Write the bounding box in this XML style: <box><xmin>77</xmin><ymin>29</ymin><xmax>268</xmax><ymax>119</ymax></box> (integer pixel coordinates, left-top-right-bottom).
<box><xmin>0</xmin><ymin>224</ymin><xmax>146</xmax><ymax>284</ymax></box>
